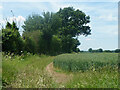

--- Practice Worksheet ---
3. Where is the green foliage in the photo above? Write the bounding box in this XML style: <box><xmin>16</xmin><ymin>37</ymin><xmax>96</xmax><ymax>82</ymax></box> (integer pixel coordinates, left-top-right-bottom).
<box><xmin>22</xmin><ymin>7</ymin><xmax>91</xmax><ymax>55</ymax></box>
<box><xmin>2</xmin><ymin>22</ymin><xmax>24</xmax><ymax>54</ymax></box>
<box><xmin>6</xmin><ymin>22</ymin><xmax>12</xmax><ymax>29</ymax></box>
<box><xmin>2</xmin><ymin>7</ymin><xmax>92</xmax><ymax>55</ymax></box>
<box><xmin>23</xmin><ymin>30</ymin><xmax>42</xmax><ymax>53</ymax></box>
<box><xmin>2</xmin><ymin>53</ymin><xmax>58</xmax><ymax>88</ymax></box>
<box><xmin>60</xmin><ymin>35</ymin><xmax>80</xmax><ymax>53</ymax></box>
<box><xmin>72</xmin><ymin>39</ymin><xmax>80</xmax><ymax>52</ymax></box>
<box><xmin>50</xmin><ymin>35</ymin><xmax>62</xmax><ymax>55</ymax></box>
<box><xmin>61</xmin><ymin>35</ymin><xmax>73</xmax><ymax>53</ymax></box>
<box><xmin>57</xmin><ymin>7</ymin><xmax>91</xmax><ymax>37</ymax></box>
<box><xmin>53</xmin><ymin>53</ymin><xmax>118</xmax><ymax>72</ymax></box>
<box><xmin>65</xmin><ymin>67</ymin><xmax>118</xmax><ymax>88</ymax></box>
<box><xmin>115</xmin><ymin>49</ymin><xmax>120</xmax><ymax>53</ymax></box>
<box><xmin>104</xmin><ymin>50</ymin><xmax>113</xmax><ymax>53</ymax></box>
<box><xmin>2</xmin><ymin>53</ymin><xmax>118</xmax><ymax>88</ymax></box>
<box><xmin>98</xmin><ymin>48</ymin><xmax>103</xmax><ymax>52</ymax></box>
<box><xmin>24</xmin><ymin>37</ymin><xmax>36</xmax><ymax>53</ymax></box>
<box><xmin>88</xmin><ymin>48</ymin><xmax>92</xmax><ymax>52</ymax></box>
<box><xmin>22</xmin><ymin>14</ymin><xmax>43</xmax><ymax>32</ymax></box>
<box><xmin>88</xmin><ymin>48</ymin><xmax>103</xmax><ymax>53</ymax></box>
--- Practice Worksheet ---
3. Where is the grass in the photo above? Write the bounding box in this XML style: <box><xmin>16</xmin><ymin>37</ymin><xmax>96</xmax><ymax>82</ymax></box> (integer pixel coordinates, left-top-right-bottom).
<box><xmin>53</xmin><ymin>53</ymin><xmax>118</xmax><ymax>88</ymax></box>
<box><xmin>2</xmin><ymin>52</ymin><xmax>119</xmax><ymax>88</ymax></box>
<box><xmin>2</xmin><ymin>53</ymin><xmax>58</xmax><ymax>88</ymax></box>
<box><xmin>53</xmin><ymin>53</ymin><xmax>118</xmax><ymax>72</ymax></box>
<box><xmin>65</xmin><ymin>66</ymin><xmax>118</xmax><ymax>88</ymax></box>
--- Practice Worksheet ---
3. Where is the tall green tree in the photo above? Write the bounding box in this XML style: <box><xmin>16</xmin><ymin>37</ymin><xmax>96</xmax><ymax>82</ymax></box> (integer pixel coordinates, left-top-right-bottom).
<box><xmin>22</xmin><ymin>30</ymin><xmax>42</xmax><ymax>53</ymax></box>
<box><xmin>22</xmin><ymin>12</ymin><xmax>62</xmax><ymax>54</ymax></box>
<box><xmin>57</xmin><ymin>7</ymin><xmax>91</xmax><ymax>37</ymax></box>
<box><xmin>2</xmin><ymin>21</ymin><xmax>24</xmax><ymax>54</ymax></box>
<box><xmin>22</xmin><ymin>7</ymin><xmax>91</xmax><ymax>54</ymax></box>
<box><xmin>98</xmin><ymin>48</ymin><xmax>103</xmax><ymax>52</ymax></box>
<box><xmin>115</xmin><ymin>49</ymin><xmax>120</xmax><ymax>53</ymax></box>
<box><xmin>22</xmin><ymin>14</ymin><xmax>43</xmax><ymax>32</ymax></box>
<box><xmin>57</xmin><ymin>7</ymin><xmax>91</xmax><ymax>53</ymax></box>
<box><xmin>24</xmin><ymin>37</ymin><xmax>36</xmax><ymax>53</ymax></box>
<box><xmin>50</xmin><ymin>35</ymin><xmax>62</xmax><ymax>55</ymax></box>
<box><xmin>88</xmin><ymin>48</ymin><xmax>92</xmax><ymax>52</ymax></box>
<box><xmin>40</xmin><ymin>12</ymin><xmax>62</xmax><ymax>54</ymax></box>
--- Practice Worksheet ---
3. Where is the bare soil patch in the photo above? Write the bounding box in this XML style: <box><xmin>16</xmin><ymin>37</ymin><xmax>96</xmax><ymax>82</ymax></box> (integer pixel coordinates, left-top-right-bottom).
<box><xmin>46</xmin><ymin>62</ymin><xmax>72</xmax><ymax>84</ymax></box>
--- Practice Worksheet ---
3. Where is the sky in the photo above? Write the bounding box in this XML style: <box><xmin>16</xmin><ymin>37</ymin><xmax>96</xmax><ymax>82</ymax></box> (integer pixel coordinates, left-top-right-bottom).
<box><xmin>0</xmin><ymin>0</ymin><xmax>119</xmax><ymax>51</ymax></box>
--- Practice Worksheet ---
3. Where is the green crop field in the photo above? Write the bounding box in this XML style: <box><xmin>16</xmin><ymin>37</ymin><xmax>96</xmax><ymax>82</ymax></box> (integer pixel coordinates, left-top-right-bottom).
<box><xmin>2</xmin><ymin>53</ymin><xmax>118</xmax><ymax>88</ymax></box>
<box><xmin>53</xmin><ymin>53</ymin><xmax>118</xmax><ymax>88</ymax></box>
<box><xmin>53</xmin><ymin>53</ymin><xmax>118</xmax><ymax>72</ymax></box>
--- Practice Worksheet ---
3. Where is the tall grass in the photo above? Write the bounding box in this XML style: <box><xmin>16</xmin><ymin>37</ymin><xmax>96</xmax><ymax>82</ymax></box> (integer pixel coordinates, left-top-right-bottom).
<box><xmin>2</xmin><ymin>52</ymin><xmax>118</xmax><ymax>88</ymax></box>
<box><xmin>53</xmin><ymin>53</ymin><xmax>118</xmax><ymax>88</ymax></box>
<box><xmin>53</xmin><ymin>53</ymin><xmax>118</xmax><ymax>72</ymax></box>
<box><xmin>65</xmin><ymin>66</ymin><xmax>118</xmax><ymax>88</ymax></box>
<box><xmin>2</xmin><ymin>53</ymin><xmax>58</xmax><ymax>88</ymax></box>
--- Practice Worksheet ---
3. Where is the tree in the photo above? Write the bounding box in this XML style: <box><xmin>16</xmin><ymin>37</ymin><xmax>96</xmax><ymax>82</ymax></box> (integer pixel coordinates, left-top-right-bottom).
<box><xmin>24</xmin><ymin>37</ymin><xmax>36</xmax><ymax>53</ymax></box>
<box><xmin>2</xmin><ymin>21</ymin><xmax>24</xmax><ymax>54</ymax></box>
<box><xmin>22</xmin><ymin>30</ymin><xmax>42</xmax><ymax>53</ymax></box>
<box><xmin>72</xmin><ymin>39</ymin><xmax>80</xmax><ymax>52</ymax></box>
<box><xmin>57</xmin><ymin>7</ymin><xmax>91</xmax><ymax>53</ymax></box>
<box><xmin>22</xmin><ymin>12</ymin><xmax>62</xmax><ymax>55</ymax></box>
<box><xmin>50</xmin><ymin>35</ymin><xmax>62</xmax><ymax>55</ymax></box>
<box><xmin>40</xmin><ymin>12</ymin><xmax>62</xmax><ymax>54</ymax></box>
<box><xmin>22</xmin><ymin>7</ymin><xmax>91</xmax><ymax>54</ymax></box>
<box><xmin>57</xmin><ymin>7</ymin><xmax>91</xmax><ymax>37</ymax></box>
<box><xmin>6</xmin><ymin>22</ymin><xmax>12</xmax><ymax>29</ymax></box>
<box><xmin>98</xmin><ymin>48</ymin><xmax>103</xmax><ymax>52</ymax></box>
<box><xmin>22</xmin><ymin>14</ymin><xmax>43</xmax><ymax>32</ymax></box>
<box><xmin>104</xmin><ymin>50</ymin><xmax>112</xmax><ymax>53</ymax></box>
<box><xmin>115</xmin><ymin>49</ymin><xmax>120</xmax><ymax>53</ymax></box>
<box><xmin>61</xmin><ymin>35</ymin><xmax>74</xmax><ymax>53</ymax></box>
<box><xmin>88</xmin><ymin>48</ymin><xmax>92</xmax><ymax>52</ymax></box>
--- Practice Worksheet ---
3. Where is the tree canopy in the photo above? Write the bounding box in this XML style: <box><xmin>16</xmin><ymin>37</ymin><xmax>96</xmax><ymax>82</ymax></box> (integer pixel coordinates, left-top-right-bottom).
<box><xmin>57</xmin><ymin>7</ymin><xmax>91</xmax><ymax>37</ymax></box>
<box><xmin>2</xmin><ymin>21</ymin><xmax>24</xmax><ymax>54</ymax></box>
<box><xmin>2</xmin><ymin>7</ymin><xmax>92</xmax><ymax>55</ymax></box>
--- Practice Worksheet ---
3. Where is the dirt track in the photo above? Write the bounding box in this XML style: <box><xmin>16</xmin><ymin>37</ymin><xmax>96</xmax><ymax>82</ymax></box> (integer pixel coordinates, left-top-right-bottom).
<box><xmin>46</xmin><ymin>62</ymin><xmax>72</xmax><ymax>84</ymax></box>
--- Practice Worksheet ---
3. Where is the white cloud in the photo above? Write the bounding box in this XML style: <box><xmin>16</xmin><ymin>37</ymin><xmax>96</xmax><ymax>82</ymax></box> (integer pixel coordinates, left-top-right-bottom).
<box><xmin>0</xmin><ymin>16</ymin><xmax>25</xmax><ymax>31</ymax></box>
<box><xmin>8</xmin><ymin>16</ymin><xmax>25</xmax><ymax>27</ymax></box>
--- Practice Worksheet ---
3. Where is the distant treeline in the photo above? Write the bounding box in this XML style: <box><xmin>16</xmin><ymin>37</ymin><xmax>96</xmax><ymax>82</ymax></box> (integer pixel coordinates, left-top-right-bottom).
<box><xmin>2</xmin><ymin>7</ymin><xmax>91</xmax><ymax>55</ymax></box>
<box><xmin>79</xmin><ymin>48</ymin><xmax>120</xmax><ymax>53</ymax></box>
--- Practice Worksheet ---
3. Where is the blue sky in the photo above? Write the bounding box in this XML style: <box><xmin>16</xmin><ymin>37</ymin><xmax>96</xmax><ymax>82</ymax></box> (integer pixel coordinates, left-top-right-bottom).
<box><xmin>0</xmin><ymin>0</ymin><xmax>119</xmax><ymax>51</ymax></box>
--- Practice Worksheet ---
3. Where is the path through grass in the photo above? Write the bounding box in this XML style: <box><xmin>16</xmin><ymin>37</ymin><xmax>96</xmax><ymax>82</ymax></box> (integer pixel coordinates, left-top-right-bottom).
<box><xmin>2</xmin><ymin>53</ymin><xmax>118</xmax><ymax>88</ymax></box>
<box><xmin>2</xmin><ymin>54</ymin><xmax>58</xmax><ymax>88</ymax></box>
